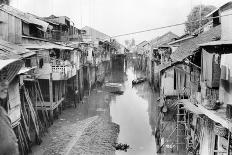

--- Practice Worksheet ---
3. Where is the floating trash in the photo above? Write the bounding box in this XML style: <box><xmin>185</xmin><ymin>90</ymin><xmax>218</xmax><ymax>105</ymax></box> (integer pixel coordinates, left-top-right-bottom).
<box><xmin>114</xmin><ymin>143</ymin><xmax>130</xmax><ymax>152</ymax></box>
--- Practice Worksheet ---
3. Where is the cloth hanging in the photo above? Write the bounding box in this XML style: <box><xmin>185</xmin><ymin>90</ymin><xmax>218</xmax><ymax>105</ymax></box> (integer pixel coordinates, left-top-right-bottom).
<box><xmin>202</xmin><ymin>50</ymin><xmax>220</xmax><ymax>88</ymax></box>
<box><xmin>219</xmin><ymin>54</ymin><xmax>232</xmax><ymax>105</ymax></box>
<box><xmin>202</xmin><ymin>50</ymin><xmax>213</xmax><ymax>86</ymax></box>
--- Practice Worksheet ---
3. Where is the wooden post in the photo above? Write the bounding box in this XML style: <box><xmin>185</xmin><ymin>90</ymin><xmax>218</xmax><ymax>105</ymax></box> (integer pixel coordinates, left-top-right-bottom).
<box><xmin>76</xmin><ymin>69</ymin><xmax>79</xmax><ymax>104</ymax></box>
<box><xmin>54</xmin><ymin>82</ymin><xmax>59</xmax><ymax>118</ymax></box>
<box><xmin>88</xmin><ymin>65</ymin><xmax>91</xmax><ymax>95</ymax></box>
<box><xmin>78</xmin><ymin>70</ymin><xmax>81</xmax><ymax>102</ymax></box>
<box><xmin>73</xmin><ymin>77</ymin><xmax>76</xmax><ymax>108</ymax></box>
<box><xmin>227</xmin><ymin>132</ymin><xmax>231</xmax><ymax>155</ymax></box>
<box><xmin>59</xmin><ymin>81</ymin><xmax>62</xmax><ymax>114</ymax></box>
<box><xmin>80</xmin><ymin>67</ymin><xmax>83</xmax><ymax>99</ymax></box>
<box><xmin>60</xmin><ymin>80</ymin><xmax>63</xmax><ymax>113</ymax></box>
<box><xmin>49</xmin><ymin>73</ymin><xmax>53</xmax><ymax>122</ymax></box>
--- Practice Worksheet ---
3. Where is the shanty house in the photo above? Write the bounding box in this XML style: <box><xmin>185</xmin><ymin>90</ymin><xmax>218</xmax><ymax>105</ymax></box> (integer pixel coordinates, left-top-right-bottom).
<box><xmin>0</xmin><ymin>4</ymin><xmax>80</xmax><ymax>121</ymax></box>
<box><xmin>148</xmin><ymin>32</ymin><xmax>178</xmax><ymax>88</ymax></box>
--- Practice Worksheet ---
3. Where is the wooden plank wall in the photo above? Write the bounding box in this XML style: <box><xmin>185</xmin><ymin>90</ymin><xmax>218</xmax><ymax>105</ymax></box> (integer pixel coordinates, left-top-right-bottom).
<box><xmin>0</xmin><ymin>10</ymin><xmax>22</xmax><ymax>44</ymax></box>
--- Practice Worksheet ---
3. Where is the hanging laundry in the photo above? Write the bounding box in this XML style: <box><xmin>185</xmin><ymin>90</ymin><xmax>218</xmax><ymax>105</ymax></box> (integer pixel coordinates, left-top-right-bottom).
<box><xmin>202</xmin><ymin>49</ymin><xmax>220</xmax><ymax>88</ymax></box>
<box><xmin>219</xmin><ymin>53</ymin><xmax>232</xmax><ymax>105</ymax></box>
<box><xmin>212</xmin><ymin>54</ymin><xmax>221</xmax><ymax>87</ymax></box>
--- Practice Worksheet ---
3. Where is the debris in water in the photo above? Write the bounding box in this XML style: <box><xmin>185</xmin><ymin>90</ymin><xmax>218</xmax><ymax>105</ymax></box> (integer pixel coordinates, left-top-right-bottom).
<box><xmin>114</xmin><ymin>143</ymin><xmax>130</xmax><ymax>152</ymax></box>
<box><xmin>110</xmin><ymin>90</ymin><xmax>124</xmax><ymax>95</ymax></box>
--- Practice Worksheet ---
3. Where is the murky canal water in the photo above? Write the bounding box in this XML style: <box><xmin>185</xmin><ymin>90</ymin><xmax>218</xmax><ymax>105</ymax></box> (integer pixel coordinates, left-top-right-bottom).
<box><xmin>78</xmin><ymin>56</ymin><xmax>172</xmax><ymax>155</ymax></box>
<box><xmin>110</xmin><ymin>67</ymin><xmax>158</xmax><ymax>155</ymax></box>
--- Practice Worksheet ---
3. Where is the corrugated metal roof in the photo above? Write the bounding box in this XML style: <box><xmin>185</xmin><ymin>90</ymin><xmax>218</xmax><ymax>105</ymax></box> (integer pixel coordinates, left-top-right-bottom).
<box><xmin>0</xmin><ymin>4</ymin><xmax>49</xmax><ymax>32</ymax></box>
<box><xmin>0</xmin><ymin>39</ymin><xmax>35</xmax><ymax>60</ymax></box>
<box><xmin>0</xmin><ymin>59</ymin><xmax>23</xmax><ymax>82</ymax></box>
<box><xmin>171</xmin><ymin>25</ymin><xmax>221</xmax><ymax>61</ymax></box>
<box><xmin>137</xmin><ymin>41</ymin><xmax>148</xmax><ymax>47</ymax></box>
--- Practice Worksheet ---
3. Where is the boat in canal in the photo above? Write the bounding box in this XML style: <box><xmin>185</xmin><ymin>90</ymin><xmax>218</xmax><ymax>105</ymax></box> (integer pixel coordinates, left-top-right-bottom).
<box><xmin>132</xmin><ymin>77</ymin><xmax>147</xmax><ymax>85</ymax></box>
<box><xmin>104</xmin><ymin>82</ymin><xmax>122</xmax><ymax>88</ymax></box>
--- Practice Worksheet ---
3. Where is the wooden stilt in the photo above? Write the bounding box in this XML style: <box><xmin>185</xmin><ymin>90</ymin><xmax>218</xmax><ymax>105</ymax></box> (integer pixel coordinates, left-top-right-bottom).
<box><xmin>49</xmin><ymin>73</ymin><xmax>54</xmax><ymax>123</ymax></box>
<box><xmin>227</xmin><ymin>132</ymin><xmax>231</xmax><ymax>155</ymax></box>
<box><xmin>73</xmin><ymin>77</ymin><xmax>77</xmax><ymax>108</ymax></box>
<box><xmin>54</xmin><ymin>82</ymin><xmax>59</xmax><ymax>119</ymax></box>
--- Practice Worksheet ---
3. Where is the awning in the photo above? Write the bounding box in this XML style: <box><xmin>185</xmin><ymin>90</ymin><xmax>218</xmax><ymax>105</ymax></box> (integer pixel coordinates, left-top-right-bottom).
<box><xmin>20</xmin><ymin>51</ymin><xmax>36</xmax><ymax>58</ymax></box>
<box><xmin>18</xmin><ymin>66</ymin><xmax>36</xmax><ymax>75</ymax></box>
<box><xmin>0</xmin><ymin>59</ymin><xmax>23</xmax><ymax>82</ymax></box>
<box><xmin>178</xmin><ymin>99</ymin><xmax>203</xmax><ymax>115</ymax></box>
<box><xmin>21</xmin><ymin>42</ymin><xmax>73</xmax><ymax>50</ymax></box>
<box><xmin>0</xmin><ymin>39</ymin><xmax>35</xmax><ymax>59</ymax></box>
<box><xmin>199</xmin><ymin>40</ymin><xmax>232</xmax><ymax>46</ymax></box>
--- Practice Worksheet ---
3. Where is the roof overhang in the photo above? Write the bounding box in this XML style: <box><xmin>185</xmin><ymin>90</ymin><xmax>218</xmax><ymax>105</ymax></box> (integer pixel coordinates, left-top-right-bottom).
<box><xmin>168</xmin><ymin>36</ymin><xmax>194</xmax><ymax>45</ymax></box>
<box><xmin>0</xmin><ymin>5</ymin><xmax>49</xmax><ymax>32</ymax></box>
<box><xmin>0</xmin><ymin>59</ymin><xmax>23</xmax><ymax>82</ymax></box>
<box><xmin>199</xmin><ymin>40</ymin><xmax>232</xmax><ymax>47</ymax></box>
<box><xmin>18</xmin><ymin>66</ymin><xmax>36</xmax><ymax>75</ymax></box>
<box><xmin>21</xmin><ymin>42</ymin><xmax>74</xmax><ymax>50</ymax></box>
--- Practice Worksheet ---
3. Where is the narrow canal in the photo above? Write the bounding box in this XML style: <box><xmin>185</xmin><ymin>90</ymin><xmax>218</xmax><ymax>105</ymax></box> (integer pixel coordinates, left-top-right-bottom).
<box><xmin>76</xmin><ymin>56</ymin><xmax>177</xmax><ymax>154</ymax></box>
<box><xmin>110</xmin><ymin>66</ymin><xmax>158</xmax><ymax>155</ymax></box>
<box><xmin>31</xmin><ymin>56</ymin><xmax>179</xmax><ymax>154</ymax></box>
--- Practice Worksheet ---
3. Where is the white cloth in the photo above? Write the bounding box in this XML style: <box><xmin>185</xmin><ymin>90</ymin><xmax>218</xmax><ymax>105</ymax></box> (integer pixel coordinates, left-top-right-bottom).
<box><xmin>220</xmin><ymin>54</ymin><xmax>232</xmax><ymax>105</ymax></box>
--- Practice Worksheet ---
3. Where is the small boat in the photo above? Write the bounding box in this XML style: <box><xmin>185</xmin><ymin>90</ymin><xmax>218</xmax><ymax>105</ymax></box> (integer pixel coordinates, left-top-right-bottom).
<box><xmin>110</xmin><ymin>90</ymin><xmax>124</xmax><ymax>95</ymax></box>
<box><xmin>104</xmin><ymin>82</ymin><xmax>122</xmax><ymax>88</ymax></box>
<box><xmin>132</xmin><ymin>77</ymin><xmax>146</xmax><ymax>85</ymax></box>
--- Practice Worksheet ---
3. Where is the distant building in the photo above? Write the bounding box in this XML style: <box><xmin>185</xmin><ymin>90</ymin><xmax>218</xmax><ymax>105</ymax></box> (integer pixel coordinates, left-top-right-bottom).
<box><xmin>82</xmin><ymin>26</ymin><xmax>111</xmax><ymax>44</ymax></box>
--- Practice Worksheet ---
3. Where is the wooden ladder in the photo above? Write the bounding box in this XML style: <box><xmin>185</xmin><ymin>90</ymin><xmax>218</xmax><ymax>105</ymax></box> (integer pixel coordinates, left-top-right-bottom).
<box><xmin>176</xmin><ymin>90</ymin><xmax>187</xmax><ymax>152</ymax></box>
<box><xmin>176</xmin><ymin>102</ymin><xmax>187</xmax><ymax>151</ymax></box>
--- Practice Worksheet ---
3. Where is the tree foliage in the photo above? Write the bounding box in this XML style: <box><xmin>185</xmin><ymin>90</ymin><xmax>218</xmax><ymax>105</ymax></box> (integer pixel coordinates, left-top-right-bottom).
<box><xmin>185</xmin><ymin>4</ymin><xmax>216</xmax><ymax>34</ymax></box>
<box><xmin>0</xmin><ymin>0</ymin><xmax>10</xmax><ymax>5</ymax></box>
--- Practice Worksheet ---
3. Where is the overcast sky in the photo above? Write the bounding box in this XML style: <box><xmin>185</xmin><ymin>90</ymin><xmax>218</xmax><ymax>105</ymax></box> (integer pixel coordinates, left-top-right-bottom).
<box><xmin>11</xmin><ymin>0</ymin><xmax>230</xmax><ymax>44</ymax></box>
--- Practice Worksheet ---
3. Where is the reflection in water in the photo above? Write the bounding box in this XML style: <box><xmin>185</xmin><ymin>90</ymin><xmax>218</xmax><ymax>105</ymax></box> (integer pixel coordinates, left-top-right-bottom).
<box><xmin>110</xmin><ymin>56</ymin><xmax>158</xmax><ymax>155</ymax></box>
<box><xmin>78</xmin><ymin>56</ymin><xmax>180</xmax><ymax>154</ymax></box>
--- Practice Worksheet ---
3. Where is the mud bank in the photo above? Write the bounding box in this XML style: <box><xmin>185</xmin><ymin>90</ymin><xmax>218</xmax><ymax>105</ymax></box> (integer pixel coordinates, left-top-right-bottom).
<box><xmin>67</xmin><ymin>116</ymin><xmax>120</xmax><ymax>155</ymax></box>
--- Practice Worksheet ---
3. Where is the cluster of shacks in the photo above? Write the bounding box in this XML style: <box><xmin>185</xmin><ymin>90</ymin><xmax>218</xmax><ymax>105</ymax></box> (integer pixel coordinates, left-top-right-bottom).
<box><xmin>0</xmin><ymin>4</ymin><xmax>123</xmax><ymax>154</ymax></box>
<box><xmin>136</xmin><ymin>1</ymin><xmax>232</xmax><ymax>155</ymax></box>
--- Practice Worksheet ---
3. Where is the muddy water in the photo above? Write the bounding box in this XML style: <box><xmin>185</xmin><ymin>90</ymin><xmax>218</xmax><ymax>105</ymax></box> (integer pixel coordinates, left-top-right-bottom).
<box><xmin>110</xmin><ymin>67</ymin><xmax>158</xmax><ymax>155</ymax></box>
<box><xmin>78</xmin><ymin>56</ymin><xmax>172</xmax><ymax>155</ymax></box>
<box><xmin>101</xmin><ymin>56</ymin><xmax>158</xmax><ymax>155</ymax></box>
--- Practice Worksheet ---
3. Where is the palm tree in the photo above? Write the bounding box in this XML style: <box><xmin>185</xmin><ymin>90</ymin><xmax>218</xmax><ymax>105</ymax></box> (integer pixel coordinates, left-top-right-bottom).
<box><xmin>0</xmin><ymin>0</ymin><xmax>10</xmax><ymax>5</ymax></box>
